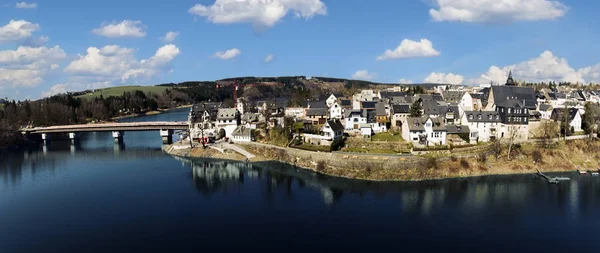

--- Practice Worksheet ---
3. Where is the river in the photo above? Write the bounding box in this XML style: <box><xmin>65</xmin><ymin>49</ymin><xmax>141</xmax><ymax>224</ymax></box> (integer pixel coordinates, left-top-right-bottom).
<box><xmin>1</xmin><ymin>108</ymin><xmax>600</xmax><ymax>252</ymax></box>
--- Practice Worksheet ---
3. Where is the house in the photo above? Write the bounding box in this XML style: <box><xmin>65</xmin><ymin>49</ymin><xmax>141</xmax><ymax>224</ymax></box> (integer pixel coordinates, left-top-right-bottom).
<box><xmin>359</xmin><ymin>124</ymin><xmax>373</xmax><ymax>137</ymax></box>
<box><xmin>462</xmin><ymin>111</ymin><xmax>501</xmax><ymax>143</ymax></box>
<box><xmin>330</xmin><ymin>101</ymin><xmax>343</xmax><ymax>119</ymax></box>
<box><xmin>236</xmin><ymin>97</ymin><xmax>247</xmax><ymax>115</ymax></box>
<box><xmin>373</xmin><ymin>102</ymin><xmax>388</xmax><ymax>133</ymax></box>
<box><xmin>188</xmin><ymin>102</ymin><xmax>223</xmax><ymax>140</ymax></box>
<box><xmin>401</xmin><ymin>116</ymin><xmax>447</xmax><ymax>146</ymax></box>
<box><xmin>344</xmin><ymin>109</ymin><xmax>368</xmax><ymax>130</ymax></box>
<box><xmin>551</xmin><ymin>108</ymin><xmax>582</xmax><ymax>132</ymax></box>
<box><xmin>391</xmin><ymin>104</ymin><xmax>411</xmax><ymax>129</ymax></box>
<box><xmin>485</xmin><ymin>72</ymin><xmax>536</xmax><ymax>112</ymax></box>
<box><xmin>305</xmin><ymin>108</ymin><xmax>328</xmax><ymax>126</ymax></box>
<box><xmin>443</xmin><ymin>106</ymin><xmax>461</xmax><ymax>125</ymax></box>
<box><xmin>284</xmin><ymin>107</ymin><xmax>305</xmax><ymax>119</ymax></box>
<box><xmin>422</xmin><ymin>100</ymin><xmax>441</xmax><ymax>118</ymax></box>
<box><xmin>538</xmin><ymin>104</ymin><xmax>553</xmax><ymax>120</ymax></box>
<box><xmin>231</xmin><ymin>126</ymin><xmax>255</xmax><ymax>143</ymax></box>
<box><xmin>352</xmin><ymin>90</ymin><xmax>376</xmax><ymax>109</ymax></box>
<box><xmin>240</xmin><ymin>113</ymin><xmax>262</xmax><ymax>129</ymax></box>
<box><xmin>443</xmin><ymin>91</ymin><xmax>473</xmax><ymax>111</ymax></box>
<box><xmin>338</xmin><ymin>98</ymin><xmax>353</xmax><ymax>112</ymax></box>
<box><xmin>361</xmin><ymin>101</ymin><xmax>378</xmax><ymax>111</ymax></box>
<box><xmin>326</xmin><ymin>94</ymin><xmax>339</xmax><ymax>108</ymax></box>
<box><xmin>305</xmin><ymin>100</ymin><xmax>328</xmax><ymax>109</ymax></box>
<box><xmin>321</xmin><ymin>120</ymin><xmax>345</xmax><ymax>140</ymax></box>
<box><xmin>216</xmin><ymin>108</ymin><xmax>240</xmax><ymax>138</ymax></box>
<box><xmin>446</xmin><ymin>125</ymin><xmax>473</xmax><ymax>145</ymax></box>
<box><xmin>470</xmin><ymin>93</ymin><xmax>483</xmax><ymax>111</ymax></box>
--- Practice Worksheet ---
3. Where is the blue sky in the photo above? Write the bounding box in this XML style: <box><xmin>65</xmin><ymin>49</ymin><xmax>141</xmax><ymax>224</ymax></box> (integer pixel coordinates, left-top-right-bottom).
<box><xmin>1</xmin><ymin>0</ymin><xmax>599</xmax><ymax>100</ymax></box>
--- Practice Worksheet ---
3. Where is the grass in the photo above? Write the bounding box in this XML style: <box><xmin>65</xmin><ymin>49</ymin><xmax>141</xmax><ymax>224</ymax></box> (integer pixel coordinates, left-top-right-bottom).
<box><xmin>343</xmin><ymin>147</ymin><xmax>398</xmax><ymax>154</ymax></box>
<box><xmin>292</xmin><ymin>143</ymin><xmax>331</xmax><ymax>152</ymax></box>
<box><xmin>76</xmin><ymin>86</ymin><xmax>168</xmax><ymax>99</ymax></box>
<box><xmin>0</xmin><ymin>104</ymin><xmax>4</xmax><ymax>110</ymax></box>
<box><xmin>371</xmin><ymin>132</ymin><xmax>404</xmax><ymax>142</ymax></box>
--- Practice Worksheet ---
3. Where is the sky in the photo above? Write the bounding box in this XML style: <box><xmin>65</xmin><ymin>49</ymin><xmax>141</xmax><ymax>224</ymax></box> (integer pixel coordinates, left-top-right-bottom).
<box><xmin>1</xmin><ymin>0</ymin><xmax>600</xmax><ymax>100</ymax></box>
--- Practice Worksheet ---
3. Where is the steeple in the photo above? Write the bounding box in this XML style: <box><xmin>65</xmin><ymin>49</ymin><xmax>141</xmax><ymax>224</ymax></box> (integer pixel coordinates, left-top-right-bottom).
<box><xmin>506</xmin><ymin>70</ymin><xmax>516</xmax><ymax>86</ymax></box>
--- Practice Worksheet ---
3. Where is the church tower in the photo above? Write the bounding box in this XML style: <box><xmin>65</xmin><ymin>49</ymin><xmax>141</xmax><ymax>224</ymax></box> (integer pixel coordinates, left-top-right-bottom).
<box><xmin>505</xmin><ymin>70</ymin><xmax>516</xmax><ymax>86</ymax></box>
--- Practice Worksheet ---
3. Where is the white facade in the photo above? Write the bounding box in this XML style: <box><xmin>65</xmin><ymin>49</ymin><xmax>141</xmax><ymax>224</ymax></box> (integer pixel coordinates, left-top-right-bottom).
<box><xmin>401</xmin><ymin>117</ymin><xmax>447</xmax><ymax>146</ymax></box>
<box><xmin>326</xmin><ymin>94</ymin><xmax>338</xmax><ymax>108</ymax></box>
<box><xmin>330</xmin><ymin>102</ymin><xmax>343</xmax><ymax>119</ymax></box>
<box><xmin>360</xmin><ymin>124</ymin><xmax>372</xmax><ymax>137</ymax></box>
<box><xmin>345</xmin><ymin>112</ymin><xmax>367</xmax><ymax>130</ymax></box>
<box><xmin>459</xmin><ymin>93</ymin><xmax>473</xmax><ymax>111</ymax></box>
<box><xmin>571</xmin><ymin>110</ymin><xmax>582</xmax><ymax>132</ymax></box>
<box><xmin>321</xmin><ymin>122</ymin><xmax>344</xmax><ymax>140</ymax></box>
<box><xmin>370</xmin><ymin>122</ymin><xmax>387</xmax><ymax>133</ymax></box>
<box><xmin>285</xmin><ymin>107</ymin><xmax>305</xmax><ymax>119</ymax></box>
<box><xmin>461</xmin><ymin>117</ymin><xmax>501</xmax><ymax>143</ymax></box>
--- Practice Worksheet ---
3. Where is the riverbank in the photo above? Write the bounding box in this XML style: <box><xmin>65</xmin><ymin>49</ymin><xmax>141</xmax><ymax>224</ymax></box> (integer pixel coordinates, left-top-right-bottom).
<box><xmin>111</xmin><ymin>104</ymin><xmax>192</xmax><ymax>121</ymax></box>
<box><xmin>164</xmin><ymin>139</ymin><xmax>600</xmax><ymax>182</ymax></box>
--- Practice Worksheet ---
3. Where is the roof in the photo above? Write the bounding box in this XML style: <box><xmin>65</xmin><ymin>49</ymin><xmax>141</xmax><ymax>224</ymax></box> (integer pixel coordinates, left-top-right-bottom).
<box><xmin>340</xmin><ymin>99</ymin><xmax>352</xmax><ymax>107</ymax></box>
<box><xmin>241</xmin><ymin>113</ymin><xmax>260</xmax><ymax>122</ymax></box>
<box><xmin>345</xmin><ymin>109</ymin><xmax>368</xmax><ymax>118</ymax></box>
<box><xmin>375</xmin><ymin>102</ymin><xmax>387</xmax><ymax>116</ymax></box>
<box><xmin>217</xmin><ymin>108</ymin><xmax>238</xmax><ymax>120</ymax></box>
<box><xmin>305</xmin><ymin>100</ymin><xmax>327</xmax><ymax>109</ymax></box>
<box><xmin>470</xmin><ymin>93</ymin><xmax>482</xmax><ymax>100</ymax></box>
<box><xmin>390</xmin><ymin>96</ymin><xmax>413</xmax><ymax>104</ymax></box>
<box><xmin>325</xmin><ymin>120</ymin><xmax>344</xmax><ymax>132</ymax></box>
<box><xmin>446</xmin><ymin>125</ymin><xmax>470</xmax><ymax>134</ymax></box>
<box><xmin>464</xmin><ymin>111</ymin><xmax>501</xmax><ymax>123</ymax></box>
<box><xmin>417</xmin><ymin>94</ymin><xmax>443</xmax><ymax>102</ymax></box>
<box><xmin>491</xmin><ymin>86</ymin><xmax>536</xmax><ymax>109</ymax></box>
<box><xmin>305</xmin><ymin>108</ymin><xmax>328</xmax><ymax>116</ymax></box>
<box><xmin>391</xmin><ymin>104</ymin><xmax>410</xmax><ymax>114</ymax></box>
<box><xmin>539</xmin><ymin>104</ymin><xmax>552</xmax><ymax>112</ymax></box>
<box><xmin>446</xmin><ymin>105</ymin><xmax>460</xmax><ymax>117</ymax></box>
<box><xmin>422</xmin><ymin>100</ymin><xmax>441</xmax><ymax>115</ymax></box>
<box><xmin>232</xmin><ymin>126</ymin><xmax>253</xmax><ymax>137</ymax></box>
<box><xmin>405</xmin><ymin>116</ymin><xmax>446</xmax><ymax>131</ymax></box>
<box><xmin>380</xmin><ymin>91</ymin><xmax>408</xmax><ymax>99</ymax></box>
<box><xmin>443</xmin><ymin>91</ymin><xmax>465</xmax><ymax>103</ymax></box>
<box><xmin>361</xmin><ymin>101</ymin><xmax>377</xmax><ymax>109</ymax></box>
<box><xmin>367</xmin><ymin>110</ymin><xmax>377</xmax><ymax>123</ymax></box>
<box><xmin>551</xmin><ymin>108</ymin><xmax>579</xmax><ymax>122</ymax></box>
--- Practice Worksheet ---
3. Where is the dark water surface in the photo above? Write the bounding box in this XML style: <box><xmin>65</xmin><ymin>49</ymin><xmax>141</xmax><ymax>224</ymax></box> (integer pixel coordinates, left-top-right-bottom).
<box><xmin>1</xmin><ymin>108</ymin><xmax>600</xmax><ymax>252</ymax></box>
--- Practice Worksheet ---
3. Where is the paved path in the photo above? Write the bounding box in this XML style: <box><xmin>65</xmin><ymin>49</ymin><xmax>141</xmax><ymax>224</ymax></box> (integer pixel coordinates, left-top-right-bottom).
<box><xmin>222</xmin><ymin>143</ymin><xmax>256</xmax><ymax>159</ymax></box>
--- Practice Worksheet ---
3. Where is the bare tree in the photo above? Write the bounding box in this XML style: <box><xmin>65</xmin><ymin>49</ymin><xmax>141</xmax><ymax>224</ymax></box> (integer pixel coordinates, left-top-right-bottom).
<box><xmin>507</xmin><ymin>125</ymin><xmax>521</xmax><ymax>160</ymax></box>
<box><xmin>538</xmin><ymin>120</ymin><xmax>559</xmax><ymax>148</ymax></box>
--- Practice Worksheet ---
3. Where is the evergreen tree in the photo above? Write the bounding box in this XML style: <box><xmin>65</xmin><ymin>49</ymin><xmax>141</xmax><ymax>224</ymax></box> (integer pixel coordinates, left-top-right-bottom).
<box><xmin>409</xmin><ymin>99</ymin><xmax>423</xmax><ymax>117</ymax></box>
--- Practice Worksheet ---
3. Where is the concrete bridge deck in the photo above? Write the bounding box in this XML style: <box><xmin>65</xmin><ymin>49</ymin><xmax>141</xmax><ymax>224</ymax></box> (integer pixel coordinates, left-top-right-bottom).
<box><xmin>21</xmin><ymin>121</ymin><xmax>189</xmax><ymax>134</ymax></box>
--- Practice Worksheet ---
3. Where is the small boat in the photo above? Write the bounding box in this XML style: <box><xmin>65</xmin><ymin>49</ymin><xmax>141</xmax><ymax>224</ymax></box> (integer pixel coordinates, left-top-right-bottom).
<box><xmin>552</xmin><ymin>177</ymin><xmax>571</xmax><ymax>181</ymax></box>
<box><xmin>592</xmin><ymin>172</ymin><xmax>599</xmax><ymax>176</ymax></box>
<box><xmin>579</xmin><ymin>170</ymin><xmax>587</xmax><ymax>174</ymax></box>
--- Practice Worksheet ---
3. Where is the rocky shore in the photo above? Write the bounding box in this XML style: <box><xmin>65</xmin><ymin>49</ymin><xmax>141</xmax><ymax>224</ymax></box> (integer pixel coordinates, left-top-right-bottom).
<box><xmin>163</xmin><ymin>139</ymin><xmax>598</xmax><ymax>182</ymax></box>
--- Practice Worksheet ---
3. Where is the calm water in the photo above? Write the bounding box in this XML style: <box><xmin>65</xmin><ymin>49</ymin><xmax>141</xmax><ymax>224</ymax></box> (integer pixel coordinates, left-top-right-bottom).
<box><xmin>1</xmin><ymin>108</ymin><xmax>600</xmax><ymax>252</ymax></box>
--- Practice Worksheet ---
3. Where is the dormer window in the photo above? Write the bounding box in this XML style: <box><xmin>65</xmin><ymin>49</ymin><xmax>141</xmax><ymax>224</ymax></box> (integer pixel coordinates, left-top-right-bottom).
<box><xmin>489</xmin><ymin>115</ymin><xmax>492</xmax><ymax>120</ymax></box>
<box><xmin>496</xmin><ymin>115</ymin><xmax>499</xmax><ymax>120</ymax></box>
<box><xmin>478</xmin><ymin>115</ymin><xmax>482</xmax><ymax>120</ymax></box>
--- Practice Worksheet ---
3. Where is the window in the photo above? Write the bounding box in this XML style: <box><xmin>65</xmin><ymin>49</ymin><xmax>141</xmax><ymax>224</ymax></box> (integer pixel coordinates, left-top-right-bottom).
<box><xmin>426</xmin><ymin>123</ymin><xmax>432</xmax><ymax>127</ymax></box>
<box><xmin>478</xmin><ymin>115</ymin><xmax>482</xmax><ymax>120</ymax></box>
<box><xmin>508</xmin><ymin>108</ymin><xmax>511</xmax><ymax>113</ymax></box>
<box><xmin>469</xmin><ymin>115</ymin><xmax>473</xmax><ymax>120</ymax></box>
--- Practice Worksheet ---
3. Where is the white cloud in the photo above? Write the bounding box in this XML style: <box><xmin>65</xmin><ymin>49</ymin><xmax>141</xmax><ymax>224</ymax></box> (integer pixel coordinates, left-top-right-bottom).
<box><xmin>399</xmin><ymin>78</ymin><xmax>412</xmax><ymax>84</ymax></box>
<box><xmin>161</xmin><ymin>31</ymin><xmax>179</xmax><ymax>42</ymax></box>
<box><xmin>0</xmin><ymin>20</ymin><xmax>40</xmax><ymax>43</ymax></box>
<box><xmin>264</xmin><ymin>54</ymin><xmax>274</xmax><ymax>63</ymax></box>
<box><xmin>65</xmin><ymin>44</ymin><xmax>180</xmax><ymax>84</ymax></box>
<box><xmin>189</xmin><ymin>0</ymin><xmax>327</xmax><ymax>28</ymax></box>
<box><xmin>92</xmin><ymin>20</ymin><xmax>146</xmax><ymax>38</ymax></box>
<box><xmin>424</xmin><ymin>72</ymin><xmax>464</xmax><ymax>84</ymax></box>
<box><xmin>41</xmin><ymin>84</ymin><xmax>67</xmax><ymax>98</ymax></box>
<box><xmin>16</xmin><ymin>2</ymin><xmax>36</xmax><ymax>8</ymax></box>
<box><xmin>0</xmin><ymin>46</ymin><xmax>66</xmax><ymax>88</ymax></box>
<box><xmin>429</xmin><ymin>0</ymin><xmax>567</xmax><ymax>23</ymax></box>
<box><xmin>213</xmin><ymin>48</ymin><xmax>241</xmax><ymax>60</ymax></box>
<box><xmin>352</xmin><ymin>69</ymin><xmax>375</xmax><ymax>81</ymax></box>
<box><xmin>578</xmin><ymin>64</ymin><xmax>600</xmax><ymax>84</ymax></box>
<box><xmin>376</xmin><ymin>39</ymin><xmax>440</xmax><ymax>61</ymax></box>
<box><xmin>477</xmin><ymin>51</ymin><xmax>587</xmax><ymax>84</ymax></box>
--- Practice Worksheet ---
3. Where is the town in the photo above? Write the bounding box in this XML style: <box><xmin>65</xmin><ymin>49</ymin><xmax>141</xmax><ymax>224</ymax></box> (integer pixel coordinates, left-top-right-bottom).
<box><xmin>186</xmin><ymin>72</ymin><xmax>599</xmax><ymax>154</ymax></box>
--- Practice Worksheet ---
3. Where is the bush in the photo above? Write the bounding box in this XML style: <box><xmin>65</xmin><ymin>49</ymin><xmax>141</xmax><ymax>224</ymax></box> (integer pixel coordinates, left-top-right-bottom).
<box><xmin>532</xmin><ymin>150</ymin><xmax>543</xmax><ymax>164</ymax></box>
<box><xmin>477</xmin><ymin>153</ymin><xmax>487</xmax><ymax>163</ymax></box>
<box><xmin>316</xmin><ymin>161</ymin><xmax>326</xmax><ymax>172</ymax></box>
<box><xmin>450</xmin><ymin>156</ymin><xmax>457</xmax><ymax>162</ymax></box>
<box><xmin>460</xmin><ymin>159</ymin><xmax>470</xmax><ymax>169</ymax></box>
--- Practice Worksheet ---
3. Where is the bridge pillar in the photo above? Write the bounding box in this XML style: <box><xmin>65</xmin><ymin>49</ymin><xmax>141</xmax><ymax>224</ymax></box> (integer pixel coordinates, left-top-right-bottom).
<box><xmin>42</xmin><ymin>133</ymin><xmax>49</xmax><ymax>145</ymax></box>
<box><xmin>160</xmin><ymin>129</ymin><xmax>173</xmax><ymax>144</ymax></box>
<box><xmin>69</xmin><ymin>132</ymin><xmax>79</xmax><ymax>145</ymax></box>
<box><xmin>112</xmin><ymin>131</ymin><xmax>124</xmax><ymax>143</ymax></box>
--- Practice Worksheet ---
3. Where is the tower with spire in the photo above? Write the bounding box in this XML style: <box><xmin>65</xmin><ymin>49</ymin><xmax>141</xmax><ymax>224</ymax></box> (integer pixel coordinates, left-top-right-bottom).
<box><xmin>505</xmin><ymin>70</ymin><xmax>516</xmax><ymax>86</ymax></box>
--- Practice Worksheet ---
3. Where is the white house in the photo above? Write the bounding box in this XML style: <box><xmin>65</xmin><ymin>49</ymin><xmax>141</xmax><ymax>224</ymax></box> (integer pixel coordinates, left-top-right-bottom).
<box><xmin>551</xmin><ymin>108</ymin><xmax>582</xmax><ymax>132</ymax></box>
<box><xmin>461</xmin><ymin>111</ymin><xmax>502</xmax><ymax>143</ymax></box>
<box><xmin>326</xmin><ymin>94</ymin><xmax>338</xmax><ymax>108</ymax></box>
<box><xmin>401</xmin><ymin>116</ymin><xmax>447</xmax><ymax>146</ymax></box>
<box><xmin>344</xmin><ymin>109</ymin><xmax>368</xmax><ymax>130</ymax></box>
<box><xmin>216</xmin><ymin>108</ymin><xmax>240</xmax><ymax>138</ymax></box>
<box><xmin>231</xmin><ymin>126</ymin><xmax>255</xmax><ymax>142</ymax></box>
<box><xmin>285</xmin><ymin>107</ymin><xmax>305</xmax><ymax>119</ymax></box>
<box><xmin>321</xmin><ymin>120</ymin><xmax>345</xmax><ymax>140</ymax></box>
<box><xmin>330</xmin><ymin>101</ymin><xmax>343</xmax><ymax>119</ymax></box>
<box><xmin>538</xmin><ymin>104</ymin><xmax>553</xmax><ymax>120</ymax></box>
<box><xmin>360</xmin><ymin>124</ymin><xmax>373</xmax><ymax>137</ymax></box>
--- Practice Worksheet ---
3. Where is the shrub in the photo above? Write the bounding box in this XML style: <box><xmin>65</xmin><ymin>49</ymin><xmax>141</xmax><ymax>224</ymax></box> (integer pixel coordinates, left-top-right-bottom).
<box><xmin>478</xmin><ymin>164</ymin><xmax>488</xmax><ymax>172</ymax></box>
<box><xmin>460</xmin><ymin>159</ymin><xmax>470</xmax><ymax>169</ymax></box>
<box><xmin>450</xmin><ymin>156</ymin><xmax>458</xmax><ymax>162</ymax></box>
<box><xmin>532</xmin><ymin>150</ymin><xmax>543</xmax><ymax>164</ymax></box>
<box><xmin>316</xmin><ymin>161</ymin><xmax>326</xmax><ymax>172</ymax></box>
<box><xmin>477</xmin><ymin>153</ymin><xmax>487</xmax><ymax>163</ymax></box>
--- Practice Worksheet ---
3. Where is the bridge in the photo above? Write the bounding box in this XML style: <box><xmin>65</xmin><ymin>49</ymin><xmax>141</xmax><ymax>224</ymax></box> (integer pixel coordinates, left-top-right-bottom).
<box><xmin>21</xmin><ymin>121</ymin><xmax>189</xmax><ymax>144</ymax></box>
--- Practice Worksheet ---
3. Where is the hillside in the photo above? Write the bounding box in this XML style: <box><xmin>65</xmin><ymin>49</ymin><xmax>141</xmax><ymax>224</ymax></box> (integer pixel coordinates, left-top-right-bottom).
<box><xmin>75</xmin><ymin>86</ymin><xmax>169</xmax><ymax>99</ymax></box>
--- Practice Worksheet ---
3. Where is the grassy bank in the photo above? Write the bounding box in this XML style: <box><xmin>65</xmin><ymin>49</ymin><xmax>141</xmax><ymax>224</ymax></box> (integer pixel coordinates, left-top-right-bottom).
<box><xmin>77</xmin><ymin>86</ymin><xmax>168</xmax><ymax>99</ymax></box>
<box><xmin>166</xmin><ymin>139</ymin><xmax>600</xmax><ymax>182</ymax></box>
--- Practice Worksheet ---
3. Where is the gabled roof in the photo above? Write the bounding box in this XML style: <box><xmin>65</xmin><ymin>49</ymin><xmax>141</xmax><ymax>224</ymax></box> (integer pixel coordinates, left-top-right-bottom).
<box><xmin>539</xmin><ymin>104</ymin><xmax>552</xmax><ymax>112</ymax></box>
<box><xmin>340</xmin><ymin>99</ymin><xmax>352</xmax><ymax>107</ymax></box>
<box><xmin>345</xmin><ymin>109</ymin><xmax>368</xmax><ymax>118</ymax></box>
<box><xmin>305</xmin><ymin>108</ymin><xmax>328</xmax><ymax>116</ymax></box>
<box><xmin>380</xmin><ymin>91</ymin><xmax>408</xmax><ymax>99</ymax></box>
<box><xmin>217</xmin><ymin>108</ymin><xmax>238</xmax><ymax>120</ymax></box>
<box><xmin>443</xmin><ymin>91</ymin><xmax>466</xmax><ymax>103</ymax></box>
<box><xmin>390</xmin><ymin>96</ymin><xmax>412</xmax><ymax>105</ymax></box>
<box><xmin>392</xmin><ymin>104</ymin><xmax>410</xmax><ymax>114</ymax></box>
<box><xmin>361</xmin><ymin>101</ymin><xmax>377</xmax><ymax>109</ymax></box>
<box><xmin>491</xmin><ymin>86</ymin><xmax>536</xmax><ymax>109</ymax></box>
<box><xmin>232</xmin><ymin>126</ymin><xmax>253</xmax><ymax>137</ymax></box>
<box><xmin>551</xmin><ymin>108</ymin><xmax>579</xmax><ymax>122</ymax></box>
<box><xmin>375</xmin><ymin>102</ymin><xmax>387</xmax><ymax>116</ymax></box>
<box><xmin>422</xmin><ymin>100</ymin><xmax>441</xmax><ymax>115</ymax></box>
<box><xmin>405</xmin><ymin>116</ymin><xmax>446</xmax><ymax>131</ymax></box>
<box><xmin>470</xmin><ymin>93</ymin><xmax>482</xmax><ymax>100</ymax></box>
<box><xmin>325</xmin><ymin>120</ymin><xmax>344</xmax><ymax>132</ymax></box>
<box><xmin>446</xmin><ymin>125</ymin><xmax>470</xmax><ymax>134</ymax></box>
<box><xmin>464</xmin><ymin>111</ymin><xmax>501</xmax><ymax>123</ymax></box>
<box><xmin>305</xmin><ymin>100</ymin><xmax>327</xmax><ymax>109</ymax></box>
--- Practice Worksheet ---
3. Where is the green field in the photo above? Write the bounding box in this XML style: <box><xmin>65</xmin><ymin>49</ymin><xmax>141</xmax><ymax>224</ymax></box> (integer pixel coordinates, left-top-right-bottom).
<box><xmin>76</xmin><ymin>86</ymin><xmax>169</xmax><ymax>99</ymax></box>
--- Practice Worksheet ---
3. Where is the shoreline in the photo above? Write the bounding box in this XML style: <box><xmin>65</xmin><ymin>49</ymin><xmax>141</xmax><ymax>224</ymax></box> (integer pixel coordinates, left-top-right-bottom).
<box><xmin>163</xmin><ymin>140</ymin><xmax>595</xmax><ymax>182</ymax></box>
<box><xmin>111</xmin><ymin>104</ymin><xmax>192</xmax><ymax>121</ymax></box>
